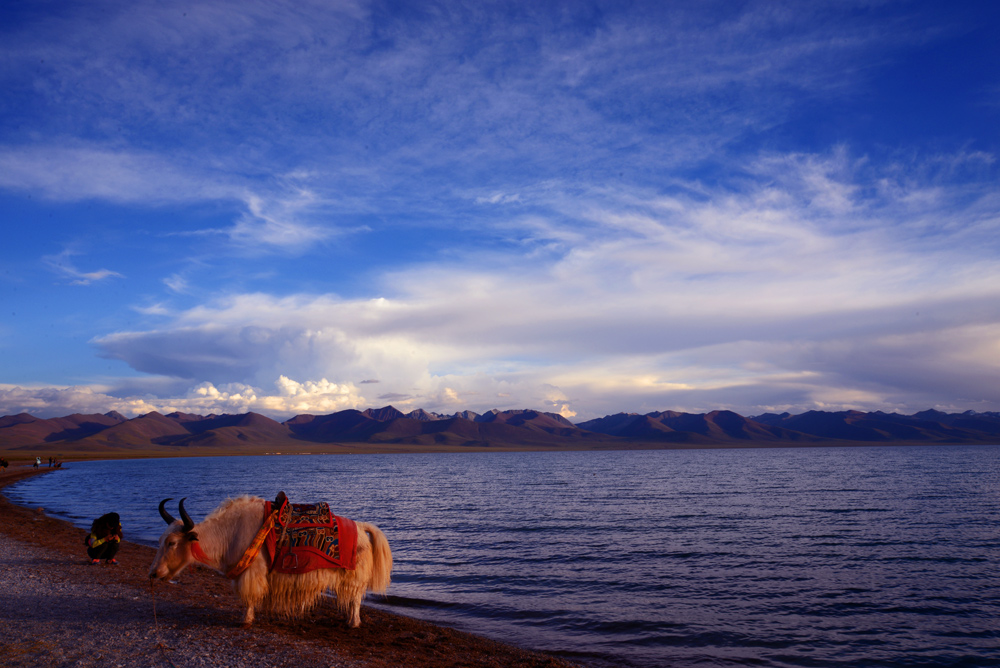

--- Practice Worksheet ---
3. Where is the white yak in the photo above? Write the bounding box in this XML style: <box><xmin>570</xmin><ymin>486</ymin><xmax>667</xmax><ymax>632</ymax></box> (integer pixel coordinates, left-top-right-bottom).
<box><xmin>149</xmin><ymin>496</ymin><xmax>392</xmax><ymax>628</ymax></box>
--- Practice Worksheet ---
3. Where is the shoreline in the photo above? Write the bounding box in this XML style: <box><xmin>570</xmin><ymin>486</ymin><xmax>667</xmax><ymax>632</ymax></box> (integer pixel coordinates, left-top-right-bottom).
<box><xmin>0</xmin><ymin>466</ymin><xmax>579</xmax><ymax>668</ymax></box>
<box><xmin>4</xmin><ymin>437</ymin><xmax>994</xmax><ymax>468</ymax></box>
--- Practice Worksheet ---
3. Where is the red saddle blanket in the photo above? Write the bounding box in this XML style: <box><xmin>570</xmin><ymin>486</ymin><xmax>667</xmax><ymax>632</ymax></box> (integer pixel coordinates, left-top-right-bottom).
<box><xmin>263</xmin><ymin>500</ymin><xmax>358</xmax><ymax>574</ymax></box>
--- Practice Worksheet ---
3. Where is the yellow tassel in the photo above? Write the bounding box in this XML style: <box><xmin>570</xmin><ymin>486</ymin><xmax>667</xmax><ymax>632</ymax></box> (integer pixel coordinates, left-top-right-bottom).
<box><xmin>226</xmin><ymin>510</ymin><xmax>277</xmax><ymax>579</ymax></box>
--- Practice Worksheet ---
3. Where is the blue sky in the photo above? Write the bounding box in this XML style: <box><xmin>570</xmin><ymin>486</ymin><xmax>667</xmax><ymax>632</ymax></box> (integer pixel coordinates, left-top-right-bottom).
<box><xmin>1</xmin><ymin>0</ymin><xmax>998</xmax><ymax>421</ymax></box>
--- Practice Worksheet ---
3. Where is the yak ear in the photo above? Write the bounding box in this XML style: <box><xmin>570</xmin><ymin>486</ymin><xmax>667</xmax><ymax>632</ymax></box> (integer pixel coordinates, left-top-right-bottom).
<box><xmin>185</xmin><ymin>530</ymin><xmax>200</xmax><ymax>542</ymax></box>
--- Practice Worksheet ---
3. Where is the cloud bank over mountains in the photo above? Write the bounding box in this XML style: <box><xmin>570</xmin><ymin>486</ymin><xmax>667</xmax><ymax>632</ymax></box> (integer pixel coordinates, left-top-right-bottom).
<box><xmin>0</xmin><ymin>376</ymin><xmax>362</xmax><ymax>421</ymax></box>
<box><xmin>1</xmin><ymin>1</ymin><xmax>998</xmax><ymax>420</ymax></box>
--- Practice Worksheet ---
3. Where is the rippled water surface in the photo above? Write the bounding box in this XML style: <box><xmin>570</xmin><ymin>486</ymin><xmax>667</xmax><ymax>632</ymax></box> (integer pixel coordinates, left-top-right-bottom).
<box><xmin>7</xmin><ymin>446</ymin><xmax>1000</xmax><ymax>667</ymax></box>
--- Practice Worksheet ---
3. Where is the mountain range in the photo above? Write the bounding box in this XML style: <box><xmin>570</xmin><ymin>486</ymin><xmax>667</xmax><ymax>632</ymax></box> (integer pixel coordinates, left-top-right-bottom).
<box><xmin>2</xmin><ymin>406</ymin><xmax>1000</xmax><ymax>453</ymax></box>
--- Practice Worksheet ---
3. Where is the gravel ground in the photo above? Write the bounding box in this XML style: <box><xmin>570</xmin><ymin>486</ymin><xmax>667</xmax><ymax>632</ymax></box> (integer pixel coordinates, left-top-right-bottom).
<box><xmin>0</xmin><ymin>532</ymin><xmax>365</xmax><ymax>668</ymax></box>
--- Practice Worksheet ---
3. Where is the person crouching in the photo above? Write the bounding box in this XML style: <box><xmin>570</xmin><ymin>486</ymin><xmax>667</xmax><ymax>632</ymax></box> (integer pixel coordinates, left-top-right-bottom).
<box><xmin>85</xmin><ymin>512</ymin><xmax>123</xmax><ymax>565</ymax></box>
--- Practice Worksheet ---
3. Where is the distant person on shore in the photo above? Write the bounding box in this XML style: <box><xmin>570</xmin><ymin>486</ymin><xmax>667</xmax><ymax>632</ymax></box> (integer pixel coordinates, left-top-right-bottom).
<box><xmin>85</xmin><ymin>512</ymin><xmax>123</xmax><ymax>565</ymax></box>
<box><xmin>0</xmin><ymin>458</ymin><xmax>7</xmax><ymax>471</ymax></box>
<box><xmin>34</xmin><ymin>456</ymin><xmax>40</xmax><ymax>468</ymax></box>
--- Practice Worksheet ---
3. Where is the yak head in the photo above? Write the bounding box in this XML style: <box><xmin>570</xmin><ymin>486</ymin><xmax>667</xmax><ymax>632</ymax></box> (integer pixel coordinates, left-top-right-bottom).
<box><xmin>149</xmin><ymin>497</ymin><xmax>200</xmax><ymax>581</ymax></box>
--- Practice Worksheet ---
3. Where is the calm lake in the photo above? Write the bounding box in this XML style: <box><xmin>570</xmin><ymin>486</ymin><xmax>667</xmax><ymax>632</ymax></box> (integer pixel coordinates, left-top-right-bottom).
<box><xmin>6</xmin><ymin>446</ymin><xmax>1000</xmax><ymax>667</ymax></box>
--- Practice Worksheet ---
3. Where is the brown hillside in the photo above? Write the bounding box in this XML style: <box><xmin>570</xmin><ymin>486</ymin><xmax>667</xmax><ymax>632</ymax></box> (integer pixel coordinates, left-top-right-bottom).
<box><xmin>0</xmin><ymin>412</ymin><xmax>125</xmax><ymax>447</ymax></box>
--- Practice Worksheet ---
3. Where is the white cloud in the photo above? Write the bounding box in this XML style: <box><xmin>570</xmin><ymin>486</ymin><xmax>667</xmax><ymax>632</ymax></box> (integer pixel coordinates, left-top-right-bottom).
<box><xmin>476</xmin><ymin>192</ymin><xmax>522</xmax><ymax>205</ymax></box>
<box><xmin>0</xmin><ymin>376</ymin><xmax>364</xmax><ymax>420</ymax></box>
<box><xmin>163</xmin><ymin>274</ymin><xmax>190</xmax><ymax>294</ymax></box>
<box><xmin>226</xmin><ymin>190</ymin><xmax>336</xmax><ymax>252</ymax></box>
<box><xmin>0</xmin><ymin>144</ymin><xmax>354</xmax><ymax>253</ymax></box>
<box><xmin>135</xmin><ymin>376</ymin><xmax>365</xmax><ymax>417</ymax></box>
<box><xmin>42</xmin><ymin>249</ymin><xmax>123</xmax><ymax>285</ymax></box>
<box><xmin>132</xmin><ymin>303</ymin><xmax>173</xmax><ymax>317</ymax></box>
<box><xmin>0</xmin><ymin>384</ymin><xmax>159</xmax><ymax>418</ymax></box>
<box><xmin>79</xmin><ymin>149</ymin><xmax>1000</xmax><ymax>419</ymax></box>
<box><xmin>0</xmin><ymin>145</ymin><xmax>233</xmax><ymax>204</ymax></box>
<box><xmin>258</xmin><ymin>376</ymin><xmax>363</xmax><ymax>415</ymax></box>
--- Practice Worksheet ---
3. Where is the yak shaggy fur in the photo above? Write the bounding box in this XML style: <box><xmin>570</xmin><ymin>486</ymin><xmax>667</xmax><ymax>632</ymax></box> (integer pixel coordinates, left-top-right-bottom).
<box><xmin>150</xmin><ymin>495</ymin><xmax>392</xmax><ymax>628</ymax></box>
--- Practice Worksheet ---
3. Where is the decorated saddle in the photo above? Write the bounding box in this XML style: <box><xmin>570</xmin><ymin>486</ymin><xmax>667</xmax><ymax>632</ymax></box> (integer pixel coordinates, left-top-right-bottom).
<box><xmin>262</xmin><ymin>492</ymin><xmax>358</xmax><ymax>574</ymax></box>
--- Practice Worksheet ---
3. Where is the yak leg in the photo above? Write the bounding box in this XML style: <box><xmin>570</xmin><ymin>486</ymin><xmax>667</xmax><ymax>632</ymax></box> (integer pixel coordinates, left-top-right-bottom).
<box><xmin>347</xmin><ymin>596</ymin><xmax>361</xmax><ymax>628</ymax></box>
<box><xmin>340</xmin><ymin>541</ymin><xmax>376</xmax><ymax>628</ymax></box>
<box><xmin>337</xmin><ymin>574</ymin><xmax>365</xmax><ymax>628</ymax></box>
<box><xmin>243</xmin><ymin>605</ymin><xmax>256</xmax><ymax>627</ymax></box>
<box><xmin>234</xmin><ymin>559</ymin><xmax>268</xmax><ymax>628</ymax></box>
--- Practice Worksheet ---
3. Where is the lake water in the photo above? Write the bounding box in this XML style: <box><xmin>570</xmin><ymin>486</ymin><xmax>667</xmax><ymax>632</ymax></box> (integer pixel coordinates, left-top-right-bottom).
<box><xmin>6</xmin><ymin>446</ymin><xmax>1000</xmax><ymax>667</ymax></box>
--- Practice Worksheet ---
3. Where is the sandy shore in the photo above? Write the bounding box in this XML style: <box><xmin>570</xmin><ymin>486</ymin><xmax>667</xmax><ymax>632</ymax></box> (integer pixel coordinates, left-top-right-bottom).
<box><xmin>0</xmin><ymin>467</ymin><xmax>579</xmax><ymax>668</ymax></box>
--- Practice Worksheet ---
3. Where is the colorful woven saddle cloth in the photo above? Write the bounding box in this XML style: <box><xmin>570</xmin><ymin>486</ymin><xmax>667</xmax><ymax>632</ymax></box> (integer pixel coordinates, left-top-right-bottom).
<box><xmin>263</xmin><ymin>496</ymin><xmax>358</xmax><ymax>574</ymax></box>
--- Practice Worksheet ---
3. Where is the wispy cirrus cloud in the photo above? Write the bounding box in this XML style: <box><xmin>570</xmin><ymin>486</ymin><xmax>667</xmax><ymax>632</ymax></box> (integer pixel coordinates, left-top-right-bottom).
<box><xmin>225</xmin><ymin>189</ymin><xmax>343</xmax><ymax>252</ymax></box>
<box><xmin>42</xmin><ymin>249</ymin><xmax>124</xmax><ymax>285</ymax></box>
<box><xmin>1</xmin><ymin>1</ymin><xmax>956</xmax><ymax>260</ymax></box>
<box><xmin>0</xmin><ymin>144</ymin><xmax>351</xmax><ymax>253</ymax></box>
<box><xmin>1</xmin><ymin>0</ymin><xmax>929</xmax><ymax>196</ymax></box>
<box><xmin>0</xmin><ymin>145</ymin><xmax>238</xmax><ymax>204</ymax></box>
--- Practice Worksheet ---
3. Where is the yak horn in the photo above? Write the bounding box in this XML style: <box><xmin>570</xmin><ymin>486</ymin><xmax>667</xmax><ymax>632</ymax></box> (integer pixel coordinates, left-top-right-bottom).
<box><xmin>158</xmin><ymin>498</ymin><xmax>176</xmax><ymax>525</ymax></box>
<box><xmin>178</xmin><ymin>497</ymin><xmax>195</xmax><ymax>532</ymax></box>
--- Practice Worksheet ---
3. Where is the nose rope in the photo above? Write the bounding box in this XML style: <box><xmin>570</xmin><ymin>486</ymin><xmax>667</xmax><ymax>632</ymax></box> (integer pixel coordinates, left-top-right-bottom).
<box><xmin>148</xmin><ymin>578</ymin><xmax>180</xmax><ymax>668</ymax></box>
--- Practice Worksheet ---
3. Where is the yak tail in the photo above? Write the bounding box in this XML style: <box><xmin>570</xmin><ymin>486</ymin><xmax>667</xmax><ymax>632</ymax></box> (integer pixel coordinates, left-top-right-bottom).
<box><xmin>360</xmin><ymin>522</ymin><xmax>392</xmax><ymax>594</ymax></box>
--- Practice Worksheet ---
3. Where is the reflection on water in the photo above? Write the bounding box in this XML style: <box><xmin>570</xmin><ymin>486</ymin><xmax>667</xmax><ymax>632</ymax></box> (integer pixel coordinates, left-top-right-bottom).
<box><xmin>7</xmin><ymin>445</ymin><xmax>1000</xmax><ymax>667</ymax></box>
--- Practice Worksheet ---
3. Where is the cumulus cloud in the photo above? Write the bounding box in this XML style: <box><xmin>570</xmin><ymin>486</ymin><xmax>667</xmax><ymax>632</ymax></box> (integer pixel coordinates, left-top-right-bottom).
<box><xmin>0</xmin><ymin>376</ymin><xmax>365</xmax><ymax>420</ymax></box>
<box><xmin>0</xmin><ymin>385</ymin><xmax>159</xmax><ymax>418</ymax></box>
<box><xmin>259</xmin><ymin>376</ymin><xmax>363</xmax><ymax>415</ymax></box>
